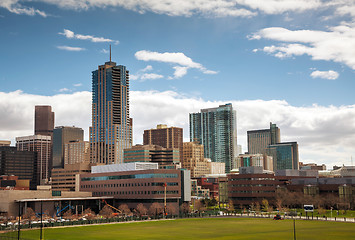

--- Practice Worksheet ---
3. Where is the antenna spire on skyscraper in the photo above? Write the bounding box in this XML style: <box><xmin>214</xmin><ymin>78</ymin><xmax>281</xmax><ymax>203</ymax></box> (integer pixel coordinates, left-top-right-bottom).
<box><xmin>110</xmin><ymin>44</ymin><xmax>111</xmax><ymax>62</ymax></box>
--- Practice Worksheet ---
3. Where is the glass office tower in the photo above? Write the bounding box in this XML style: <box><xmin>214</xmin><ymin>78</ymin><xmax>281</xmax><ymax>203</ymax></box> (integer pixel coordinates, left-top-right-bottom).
<box><xmin>90</xmin><ymin>59</ymin><xmax>132</xmax><ymax>165</ymax></box>
<box><xmin>189</xmin><ymin>103</ymin><xmax>237</xmax><ymax>173</ymax></box>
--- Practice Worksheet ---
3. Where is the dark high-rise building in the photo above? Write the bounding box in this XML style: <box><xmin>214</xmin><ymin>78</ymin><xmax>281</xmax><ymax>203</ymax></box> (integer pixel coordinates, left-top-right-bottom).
<box><xmin>266</xmin><ymin>142</ymin><xmax>299</xmax><ymax>170</ymax></box>
<box><xmin>90</xmin><ymin>55</ymin><xmax>132</xmax><ymax>165</ymax></box>
<box><xmin>0</xmin><ymin>146</ymin><xmax>37</xmax><ymax>189</ymax></box>
<box><xmin>143</xmin><ymin>124</ymin><xmax>183</xmax><ymax>162</ymax></box>
<box><xmin>189</xmin><ymin>103</ymin><xmax>237</xmax><ymax>173</ymax></box>
<box><xmin>247</xmin><ymin>122</ymin><xmax>280</xmax><ymax>154</ymax></box>
<box><xmin>53</xmin><ymin>126</ymin><xmax>84</xmax><ymax>168</ymax></box>
<box><xmin>35</xmin><ymin>106</ymin><xmax>55</xmax><ymax>137</ymax></box>
<box><xmin>16</xmin><ymin>135</ymin><xmax>51</xmax><ymax>185</ymax></box>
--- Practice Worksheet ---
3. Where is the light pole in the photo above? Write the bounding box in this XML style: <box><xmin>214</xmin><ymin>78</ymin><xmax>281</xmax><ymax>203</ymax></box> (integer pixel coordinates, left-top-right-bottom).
<box><xmin>164</xmin><ymin>183</ymin><xmax>167</xmax><ymax>218</ymax></box>
<box><xmin>293</xmin><ymin>219</ymin><xmax>296</xmax><ymax>240</ymax></box>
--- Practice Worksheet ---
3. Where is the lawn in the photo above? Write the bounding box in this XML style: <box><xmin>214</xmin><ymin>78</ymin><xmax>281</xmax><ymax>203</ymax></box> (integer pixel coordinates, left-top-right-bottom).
<box><xmin>4</xmin><ymin>217</ymin><xmax>355</xmax><ymax>240</ymax></box>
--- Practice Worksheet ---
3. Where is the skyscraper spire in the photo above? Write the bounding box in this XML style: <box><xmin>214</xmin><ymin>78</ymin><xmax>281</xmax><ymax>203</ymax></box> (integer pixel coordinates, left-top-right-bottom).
<box><xmin>110</xmin><ymin>44</ymin><xmax>111</xmax><ymax>62</ymax></box>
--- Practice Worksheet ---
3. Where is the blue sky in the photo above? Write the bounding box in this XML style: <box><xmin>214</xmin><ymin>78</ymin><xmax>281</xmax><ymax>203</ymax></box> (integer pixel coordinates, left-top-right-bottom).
<box><xmin>1</xmin><ymin>0</ymin><xmax>355</xmax><ymax>168</ymax></box>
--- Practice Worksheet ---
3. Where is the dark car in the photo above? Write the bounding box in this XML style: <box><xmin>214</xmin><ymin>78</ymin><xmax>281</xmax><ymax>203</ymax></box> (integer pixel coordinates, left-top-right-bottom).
<box><xmin>273</xmin><ymin>214</ymin><xmax>283</xmax><ymax>220</ymax></box>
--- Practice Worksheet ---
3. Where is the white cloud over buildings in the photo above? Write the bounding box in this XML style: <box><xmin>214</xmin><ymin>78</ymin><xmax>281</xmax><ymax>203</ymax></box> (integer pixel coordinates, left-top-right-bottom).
<box><xmin>0</xmin><ymin>90</ymin><xmax>354</xmax><ymax>168</ymax></box>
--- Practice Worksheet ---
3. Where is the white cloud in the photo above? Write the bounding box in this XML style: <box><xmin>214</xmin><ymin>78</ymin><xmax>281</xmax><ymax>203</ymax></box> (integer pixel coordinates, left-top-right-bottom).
<box><xmin>1</xmin><ymin>90</ymin><xmax>355</xmax><ymax>168</ymax></box>
<box><xmin>73</xmin><ymin>83</ymin><xmax>83</xmax><ymax>87</ymax></box>
<box><xmin>140</xmin><ymin>73</ymin><xmax>164</xmax><ymax>80</ymax></box>
<box><xmin>250</xmin><ymin>22</ymin><xmax>355</xmax><ymax>70</ymax></box>
<box><xmin>58</xmin><ymin>88</ymin><xmax>70</xmax><ymax>92</ymax></box>
<box><xmin>100</xmin><ymin>49</ymin><xmax>109</xmax><ymax>54</ymax></box>
<box><xmin>310</xmin><ymin>70</ymin><xmax>339</xmax><ymax>80</ymax></box>
<box><xmin>57</xmin><ymin>45</ymin><xmax>86</xmax><ymax>51</ymax></box>
<box><xmin>59</xmin><ymin>29</ymin><xmax>119</xmax><ymax>44</ymax></box>
<box><xmin>135</xmin><ymin>50</ymin><xmax>217</xmax><ymax>78</ymax></box>
<box><xmin>0</xmin><ymin>0</ymin><xmax>47</xmax><ymax>17</ymax></box>
<box><xmin>131</xmin><ymin>65</ymin><xmax>164</xmax><ymax>82</ymax></box>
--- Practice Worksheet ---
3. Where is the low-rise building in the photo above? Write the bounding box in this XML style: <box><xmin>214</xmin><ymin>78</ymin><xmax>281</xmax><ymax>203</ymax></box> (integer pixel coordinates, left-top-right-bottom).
<box><xmin>79</xmin><ymin>163</ymin><xmax>191</xmax><ymax>212</ymax></box>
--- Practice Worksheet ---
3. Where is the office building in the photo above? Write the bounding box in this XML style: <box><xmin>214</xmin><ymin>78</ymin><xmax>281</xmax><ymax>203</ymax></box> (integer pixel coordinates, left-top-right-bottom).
<box><xmin>182</xmin><ymin>142</ymin><xmax>209</xmax><ymax>178</ymax></box>
<box><xmin>189</xmin><ymin>103</ymin><xmax>237</xmax><ymax>173</ymax></box>
<box><xmin>266</xmin><ymin>142</ymin><xmax>299</xmax><ymax>170</ymax></box>
<box><xmin>35</xmin><ymin>105</ymin><xmax>55</xmax><ymax>137</ymax></box>
<box><xmin>143</xmin><ymin>124</ymin><xmax>183</xmax><ymax>162</ymax></box>
<box><xmin>247</xmin><ymin>122</ymin><xmax>280</xmax><ymax>154</ymax></box>
<box><xmin>53</xmin><ymin>126</ymin><xmax>84</xmax><ymax>168</ymax></box>
<box><xmin>0</xmin><ymin>140</ymin><xmax>11</xmax><ymax>147</ymax></box>
<box><xmin>16</xmin><ymin>135</ymin><xmax>51</xmax><ymax>184</ymax></box>
<box><xmin>124</xmin><ymin>144</ymin><xmax>180</xmax><ymax>169</ymax></box>
<box><xmin>90</xmin><ymin>56</ymin><xmax>132</xmax><ymax>165</ymax></box>
<box><xmin>51</xmin><ymin>162</ymin><xmax>92</xmax><ymax>191</ymax></box>
<box><xmin>0</xmin><ymin>146</ymin><xmax>37</xmax><ymax>189</ymax></box>
<box><xmin>80</xmin><ymin>164</ymin><xmax>191</xmax><ymax>212</ymax></box>
<box><xmin>207</xmin><ymin>160</ymin><xmax>225</xmax><ymax>175</ymax></box>
<box><xmin>64</xmin><ymin>140</ymin><xmax>90</xmax><ymax>165</ymax></box>
<box><xmin>236</xmin><ymin>154</ymin><xmax>273</xmax><ymax>171</ymax></box>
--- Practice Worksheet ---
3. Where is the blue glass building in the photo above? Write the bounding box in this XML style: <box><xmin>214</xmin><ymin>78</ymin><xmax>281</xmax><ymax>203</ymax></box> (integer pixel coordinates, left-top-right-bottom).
<box><xmin>189</xmin><ymin>104</ymin><xmax>237</xmax><ymax>173</ymax></box>
<box><xmin>90</xmin><ymin>59</ymin><xmax>132</xmax><ymax>164</ymax></box>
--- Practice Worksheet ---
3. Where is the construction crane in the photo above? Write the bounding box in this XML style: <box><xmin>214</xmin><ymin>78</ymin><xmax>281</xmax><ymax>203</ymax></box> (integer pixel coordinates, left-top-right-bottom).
<box><xmin>56</xmin><ymin>204</ymin><xmax>74</xmax><ymax>217</ymax></box>
<box><xmin>101</xmin><ymin>199</ymin><xmax>122</xmax><ymax>216</ymax></box>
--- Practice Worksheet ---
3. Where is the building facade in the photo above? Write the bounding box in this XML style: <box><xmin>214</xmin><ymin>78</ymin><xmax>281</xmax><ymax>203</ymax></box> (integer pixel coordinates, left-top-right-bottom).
<box><xmin>236</xmin><ymin>154</ymin><xmax>273</xmax><ymax>171</ymax></box>
<box><xmin>64</xmin><ymin>140</ymin><xmax>90</xmax><ymax>165</ymax></box>
<box><xmin>0</xmin><ymin>146</ymin><xmax>37</xmax><ymax>189</ymax></box>
<box><xmin>90</xmin><ymin>59</ymin><xmax>132</xmax><ymax>165</ymax></box>
<box><xmin>247</xmin><ymin>122</ymin><xmax>280</xmax><ymax>155</ymax></box>
<box><xmin>266</xmin><ymin>142</ymin><xmax>299</xmax><ymax>170</ymax></box>
<box><xmin>124</xmin><ymin>144</ymin><xmax>180</xmax><ymax>169</ymax></box>
<box><xmin>0</xmin><ymin>141</ymin><xmax>11</xmax><ymax>147</ymax></box>
<box><xmin>16</xmin><ymin>135</ymin><xmax>51</xmax><ymax>184</ymax></box>
<box><xmin>143</xmin><ymin>124</ymin><xmax>183</xmax><ymax>162</ymax></box>
<box><xmin>34</xmin><ymin>105</ymin><xmax>55</xmax><ymax>137</ymax></box>
<box><xmin>51</xmin><ymin>162</ymin><xmax>92</xmax><ymax>191</ymax></box>
<box><xmin>189</xmin><ymin>103</ymin><xmax>237</xmax><ymax>173</ymax></box>
<box><xmin>182</xmin><ymin>142</ymin><xmax>210</xmax><ymax>177</ymax></box>
<box><xmin>52</xmin><ymin>126</ymin><xmax>84</xmax><ymax>168</ymax></box>
<box><xmin>80</xmin><ymin>166</ymin><xmax>191</xmax><ymax>212</ymax></box>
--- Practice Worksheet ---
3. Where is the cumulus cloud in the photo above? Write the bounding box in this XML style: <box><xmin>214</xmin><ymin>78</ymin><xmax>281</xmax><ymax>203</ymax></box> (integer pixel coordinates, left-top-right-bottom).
<box><xmin>58</xmin><ymin>88</ymin><xmax>70</xmax><ymax>92</ymax></box>
<box><xmin>135</xmin><ymin>50</ymin><xmax>217</xmax><ymax>79</ymax></box>
<box><xmin>1</xmin><ymin>90</ymin><xmax>355</xmax><ymax>168</ymax></box>
<box><xmin>310</xmin><ymin>70</ymin><xmax>339</xmax><ymax>80</ymax></box>
<box><xmin>0</xmin><ymin>0</ymin><xmax>47</xmax><ymax>17</ymax></box>
<box><xmin>59</xmin><ymin>29</ymin><xmax>119</xmax><ymax>44</ymax></box>
<box><xmin>57</xmin><ymin>45</ymin><xmax>86</xmax><ymax>51</ymax></box>
<box><xmin>250</xmin><ymin>22</ymin><xmax>355</xmax><ymax>70</ymax></box>
<box><xmin>130</xmin><ymin>65</ymin><xmax>164</xmax><ymax>82</ymax></box>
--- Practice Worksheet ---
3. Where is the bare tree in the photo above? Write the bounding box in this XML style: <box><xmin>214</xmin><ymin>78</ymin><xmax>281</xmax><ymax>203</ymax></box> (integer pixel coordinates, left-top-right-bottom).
<box><xmin>63</xmin><ymin>209</ymin><xmax>74</xmax><ymax>220</ymax></box>
<box><xmin>119</xmin><ymin>204</ymin><xmax>132</xmax><ymax>216</ymax></box>
<box><xmin>166</xmin><ymin>203</ymin><xmax>178</xmax><ymax>215</ymax></box>
<box><xmin>194</xmin><ymin>200</ymin><xmax>206</xmax><ymax>212</ymax></box>
<box><xmin>228</xmin><ymin>200</ymin><xmax>234</xmax><ymax>212</ymax></box>
<box><xmin>136</xmin><ymin>203</ymin><xmax>148</xmax><ymax>216</ymax></box>
<box><xmin>23</xmin><ymin>208</ymin><xmax>36</xmax><ymax>221</ymax></box>
<box><xmin>180</xmin><ymin>202</ymin><xmax>190</xmax><ymax>214</ymax></box>
<box><xmin>148</xmin><ymin>202</ymin><xmax>163</xmax><ymax>216</ymax></box>
<box><xmin>83</xmin><ymin>208</ymin><xmax>96</xmax><ymax>220</ymax></box>
<box><xmin>255</xmin><ymin>202</ymin><xmax>261</xmax><ymax>213</ymax></box>
<box><xmin>99</xmin><ymin>205</ymin><xmax>113</xmax><ymax>218</ymax></box>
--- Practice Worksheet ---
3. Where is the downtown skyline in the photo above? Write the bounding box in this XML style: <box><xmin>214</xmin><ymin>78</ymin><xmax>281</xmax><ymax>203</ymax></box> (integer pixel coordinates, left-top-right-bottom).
<box><xmin>0</xmin><ymin>1</ymin><xmax>355</xmax><ymax>168</ymax></box>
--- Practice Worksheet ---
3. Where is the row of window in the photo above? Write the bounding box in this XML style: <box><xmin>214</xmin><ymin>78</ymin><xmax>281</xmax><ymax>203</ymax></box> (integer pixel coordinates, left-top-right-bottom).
<box><xmin>92</xmin><ymin>190</ymin><xmax>179</xmax><ymax>196</ymax></box>
<box><xmin>230</xmin><ymin>190</ymin><xmax>275</xmax><ymax>194</ymax></box>
<box><xmin>81</xmin><ymin>173</ymin><xmax>178</xmax><ymax>182</ymax></box>
<box><xmin>82</xmin><ymin>182</ymin><xmax>178</xmax><ymax>189</ymax></box>
<box><xmin>230</xmin><ymin>184</ymin><xmax>275</xmax><ymax>187</ymax></box>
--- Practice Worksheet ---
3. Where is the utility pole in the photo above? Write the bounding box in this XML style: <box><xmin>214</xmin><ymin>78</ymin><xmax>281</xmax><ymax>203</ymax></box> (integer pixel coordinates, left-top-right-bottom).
<box><xmin>293</xmin><ymin>219</ymin><xmax>296</xmax><ymax>240</ymax></box>
<box><xmin>17</xmin><ymin>201</ymin><xmax>21</xmax><ymax>240</ymax></box>
<box><xmin>40</xmin><ymin>201</ymin><xmax>43</xmax><ymax>240</ymax></box>
<box><xmin>164</xmin><ymin>183</ymin><xmax>167</xmax><ymax>218</ymax></box>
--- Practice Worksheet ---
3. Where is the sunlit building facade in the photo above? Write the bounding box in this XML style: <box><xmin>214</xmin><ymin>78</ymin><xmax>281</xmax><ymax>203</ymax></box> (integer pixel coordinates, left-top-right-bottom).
<box><xmin>90</xmin><ymin>58</ymin><xmax>132</xmax><ymax>165</ymax></box>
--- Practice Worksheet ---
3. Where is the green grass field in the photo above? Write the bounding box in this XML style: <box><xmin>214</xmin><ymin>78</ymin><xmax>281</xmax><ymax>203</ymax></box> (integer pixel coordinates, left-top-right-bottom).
<box><xmin>4</xmin><ymin>218</ymin><xmax>355</xmax><ymax>240</ymax></box>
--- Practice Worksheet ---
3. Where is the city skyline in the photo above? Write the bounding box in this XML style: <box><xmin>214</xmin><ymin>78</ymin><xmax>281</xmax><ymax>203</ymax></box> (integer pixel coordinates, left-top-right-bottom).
<box><xmin>1</xmin><ymin>1</ymin><xmax>355</xmax><ymax>168</ymax></box>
